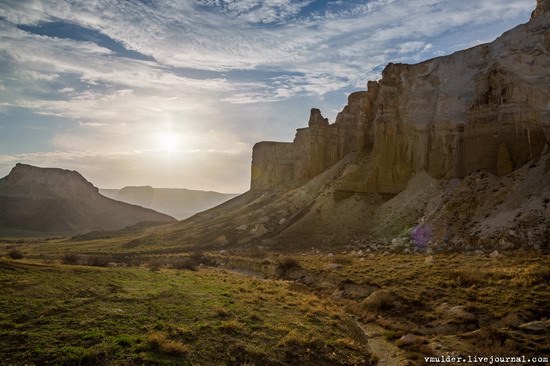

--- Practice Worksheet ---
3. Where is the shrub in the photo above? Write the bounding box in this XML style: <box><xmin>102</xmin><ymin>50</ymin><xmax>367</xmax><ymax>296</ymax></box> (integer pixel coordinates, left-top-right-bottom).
<box><xmin>450</xmin><ymin>269</ymin><xmax>485</xmax><ymax>287</ymax></box>
<box><xmin>189</xmin><ymin>251</ymin><xmax>215</xmax><ymax>266</ymax></box>
<box><xmin>168</xmin><ymin>257</ymin><xmax>197</xmax><ymax>271</ymax></box>
<box><xmin>7</xmin><ymin>249</ymin><xmax>24</xmax><ymax>260</ymax></box>
<box><xmin>519</xmin><ymin>265</ymin><xmax>550</xmax><ymax>286</ymax></box>
<box><xmin>62</xmin><ymin>253</ymin><xmax>81</xmax><ymax>265</ymax></box>
<box><xmin>275</xmin><ymin>257</ymin><xmax>301</xmax><ymax>278</ymax></box>
<box><xmin>84</xmin><ymin>255</ymin><xmax>111</xmax><ymax>267</ymax></box>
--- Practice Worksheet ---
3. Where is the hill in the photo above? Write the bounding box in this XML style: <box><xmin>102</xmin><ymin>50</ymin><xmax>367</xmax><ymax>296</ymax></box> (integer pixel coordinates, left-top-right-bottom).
<box><xmin>0</xmin><ymin>164</ymin><xmax>176</xmax><ymax>236</ymax></box>
<box><xmin>100</xmin><ymin>186</ymin><xmax>239</xmax><ymax>220</ymax></box>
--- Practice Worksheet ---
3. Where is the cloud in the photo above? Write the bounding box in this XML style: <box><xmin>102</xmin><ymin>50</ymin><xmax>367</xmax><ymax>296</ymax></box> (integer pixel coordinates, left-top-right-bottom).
<box><xmin>0</xmin><ymin>0</ymin><xmax>535</xmax><ymax>190</ymax></box>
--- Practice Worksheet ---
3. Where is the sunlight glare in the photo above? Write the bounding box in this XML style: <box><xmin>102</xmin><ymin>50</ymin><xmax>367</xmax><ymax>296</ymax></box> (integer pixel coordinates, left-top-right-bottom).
<box><xmin>155</xmin><ymin>132</ymin><xmax>180</xmax><ymax>152</ymax></box>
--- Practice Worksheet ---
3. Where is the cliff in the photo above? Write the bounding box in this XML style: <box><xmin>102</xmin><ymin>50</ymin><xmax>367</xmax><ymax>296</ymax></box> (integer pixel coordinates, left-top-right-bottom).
<box><xmin>0</xmin><ymin>164</ymin><xmax>176</xmax><ymax>235</ymax></box>
<box><xmin>251</xmin><ymin>6</ymin><xmax>549</xmax><ymax>194</ymax></box>
<box><xmin>130</xmin><ymin>2</ymin><xmax>549</xmax><ymax>253</ymax></box>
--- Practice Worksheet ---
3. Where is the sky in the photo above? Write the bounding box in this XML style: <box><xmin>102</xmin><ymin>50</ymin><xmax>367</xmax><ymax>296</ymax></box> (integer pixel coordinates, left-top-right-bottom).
<box><xmin>0</xmin><ymin>0</ymin><xmax>535</xmax><ymax>193</ymax></box>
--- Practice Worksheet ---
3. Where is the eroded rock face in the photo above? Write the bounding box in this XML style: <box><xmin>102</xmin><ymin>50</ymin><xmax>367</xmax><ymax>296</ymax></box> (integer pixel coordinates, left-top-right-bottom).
<box><xmin>250</xmin><ymin>9</ymin><xmax>549</xmax><ymax>194</ymax></box>
<box><xmin>251</xmin><ymin>142</ymin><xmax>294</xmax><ymax>191</ymax></box>
<box><xmin>531</xmin><ymin>0</ymin><xmax>550</xmax><ymax>20</ymax></box>
<box><xmin>251</xmin><ymin>93</ymin><xmax>373</xmax><ymax>190</ymax></box>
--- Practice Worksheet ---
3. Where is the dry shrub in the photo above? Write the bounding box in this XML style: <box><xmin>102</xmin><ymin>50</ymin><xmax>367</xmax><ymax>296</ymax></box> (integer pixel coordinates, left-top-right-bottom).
<box><xmin>275</xmin><ymin>256</ymin><xmax>301</xmax><ymax>279</ymax></box>
<box><xmin>62</xmin><ymin>253</ymin><xmax>81</xmax><ymax>265</ymax></box>
<box><xmin>168</xmin><ymin>257</ymin><xmax>198</xmax><ymax>271</ymax></box>
<box><xmin>471</xmin><ymin>327</ymin><xmax>519</xmax><ymax>355</ymax></box>
<box><xmin>147</xmin><ymin>332</ymin><xmax>189</xmax><ymax>355</ymax></box>
<box><xmin>450</xmin><ymin>269</ymin><xmax>485</xmax><ymax>287</ymax></box>
<box><xmin>84</xmin><ymin>255</ymin><xmax>111</xmax><ymax>267</ymax></box>
<box><xmin>518</xmin><ymin>265</ymin><xmax>550</xmax><ymax>286</ymax></box>
<box><xmin>7</xmin><ymin>249</ymin><xmax>24</xmax><ymax>260</ymax></box>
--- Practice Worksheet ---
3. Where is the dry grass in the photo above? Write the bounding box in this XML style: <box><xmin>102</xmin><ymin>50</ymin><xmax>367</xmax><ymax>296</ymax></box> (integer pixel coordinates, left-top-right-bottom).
<box><xmin>147</xmin><ymin>332</ymin><xmax>189</xmax><ymax>355</ymax></box>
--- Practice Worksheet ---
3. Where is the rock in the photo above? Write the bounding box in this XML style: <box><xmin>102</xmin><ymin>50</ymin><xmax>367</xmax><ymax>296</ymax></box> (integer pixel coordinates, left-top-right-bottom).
<box><xmin>328</xmin><ymin>263</ymin><xmax>341</xmax><ymax>270</ymax></box>
<box><xmin>362</xmin><ymin>290</ymin><xmax>395</xmax><ymax>310</ymax></box>
<box><xmin>250</xmin><ymin>142</ymin><xmax>294</xmax><ymax>191</ymax></box>
<box><xmin>425</xmin><ymin>256</ymin><xmax>434</xmax><ymax>265</ymax></box>
<box><xmin>257</xmin><ymin>216</ymin><xmax>269</xmax><ymax>224</ymax></box>
<box><xmin>489</xmin><ymin>250</ymin><xmax>500</xmax><ymax>258</ymax></box>
<box><xmin>474</xmin><ymin>250</ymin><xmax>485</xmax><ymax>256</ymax></box>
<box><xmin>278</xmin><ymin>218</ymin><xmax>287</xmax><ymax>225</ymax></box>
<box><xmin>531</xmin><ymin>0</ymin><xmax>550</xmax><ymax>20</ymax></box>
<box><xmin>236</xmin><ymin>224</ymin><xmax>248</xmax><ymax>231</ymax></box>
<box><xmin>356</xmin><ymin>249</ymin><xmax>364</xmax><ymax>257</ymax></box>
<box><xmin>213</xmin><ymin>235</ymin><xmax>228</xmax><ymax>245</ymax></box>
<box><xmin>398</xmin><ymin>334</ymin><xmax>423</xmax><ymax>346</ymax></box>
<box><xmin>383</xmin><ymin>251</ymin><xmax>390</xmax><ymax>256</ymax></box>
<box><xmin>250</xmin><ymin>224</ymin><xmax>268</xmax><ymax>237</ymax></box>
<box><xmin>519</xmin><ymin>320</ymin><xmax>550</xmax><ymax>332</ymax></box>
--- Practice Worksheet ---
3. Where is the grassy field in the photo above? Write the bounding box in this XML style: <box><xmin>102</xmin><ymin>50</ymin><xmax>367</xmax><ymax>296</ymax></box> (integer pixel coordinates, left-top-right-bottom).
<box><xmin>1</xmin><ymin>237</ymin><xmax>548</xmax><ymax>365</ymax></box>
<box><xmin>212</xmin><ymin>251</ymin><xmax>550</xmax><ymax>362</ymax></box>
<box><xmin>0</xmin><ymin>259</ymin><xmax>373</xmax><ymax>365</ymax></box>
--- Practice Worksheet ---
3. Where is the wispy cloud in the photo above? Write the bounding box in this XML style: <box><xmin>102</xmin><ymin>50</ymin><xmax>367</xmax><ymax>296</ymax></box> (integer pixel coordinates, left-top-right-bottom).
<box><xmin>0</xmin><ymin>0</ymin><xmax>534</xmax><ymax>190</ymax></box>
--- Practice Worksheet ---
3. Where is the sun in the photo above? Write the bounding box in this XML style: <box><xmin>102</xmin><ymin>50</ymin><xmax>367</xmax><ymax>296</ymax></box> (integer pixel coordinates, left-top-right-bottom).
<box><xmin>154</xmin><ymin>132</ymin><xmax>180</xmax><ymax>152</ymax></box>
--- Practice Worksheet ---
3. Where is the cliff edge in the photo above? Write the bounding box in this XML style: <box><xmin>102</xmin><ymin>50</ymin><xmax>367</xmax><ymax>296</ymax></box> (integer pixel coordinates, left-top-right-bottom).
<box><xmin>251</xmin><ymin>6</ymin><xmax>549</xmax><ymax>194</ymax></box>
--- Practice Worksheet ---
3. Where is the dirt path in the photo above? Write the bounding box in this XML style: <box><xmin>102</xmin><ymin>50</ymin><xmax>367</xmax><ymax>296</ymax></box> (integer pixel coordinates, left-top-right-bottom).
<box><xmin>358</xmin><ymin>322</ymin><xmax>410</xmax><ymax>366</ymax></box>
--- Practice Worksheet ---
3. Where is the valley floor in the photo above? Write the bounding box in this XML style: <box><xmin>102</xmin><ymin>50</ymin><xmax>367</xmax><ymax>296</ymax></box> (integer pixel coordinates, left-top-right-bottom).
<box><xmin>0</xmin><ymin>243</ymin><xmax>548</xmax><ymax>365</ymax></box>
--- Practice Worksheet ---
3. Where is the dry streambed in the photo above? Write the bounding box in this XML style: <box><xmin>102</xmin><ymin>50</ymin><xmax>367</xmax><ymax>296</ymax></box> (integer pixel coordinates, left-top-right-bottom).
<box><xmin>212</xmin><ymin>251</ymin><xmax>550</xmax><ymax>364</ymax></box>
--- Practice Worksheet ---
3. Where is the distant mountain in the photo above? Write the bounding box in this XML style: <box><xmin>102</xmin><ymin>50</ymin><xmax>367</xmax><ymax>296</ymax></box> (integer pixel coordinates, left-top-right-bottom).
<box><xmin>0</xmin><ymin>164</ymin><xmax>176</xmax><ymax>236</ymax></box>
<box><xmin>99</xmin><ymin>186</ymin><xmax>239</xmax><ymax>220</ymax></box>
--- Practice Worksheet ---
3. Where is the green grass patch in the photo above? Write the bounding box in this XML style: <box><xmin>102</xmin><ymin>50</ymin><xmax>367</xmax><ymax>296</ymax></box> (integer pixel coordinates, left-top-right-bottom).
<box><xmin>0</xmin><ymin>259</ymin><xmax>372</xmax><ymax>365</ymax></box>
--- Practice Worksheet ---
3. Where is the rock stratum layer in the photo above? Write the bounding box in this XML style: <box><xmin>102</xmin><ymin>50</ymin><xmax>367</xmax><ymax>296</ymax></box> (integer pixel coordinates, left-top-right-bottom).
<box><xmin>251</xmin><ymin>5</ymin><xmax>549</xmax><ymax>194</ymax></box>
<box><xmin>0</xmin><ymin>164</ymin><xmax>176</xmax><ymax>235</ymax></box>
<box><xmin>97</xmin><ymin>2</ymin><xmax>550</xmax><ymax>253</ymax></box>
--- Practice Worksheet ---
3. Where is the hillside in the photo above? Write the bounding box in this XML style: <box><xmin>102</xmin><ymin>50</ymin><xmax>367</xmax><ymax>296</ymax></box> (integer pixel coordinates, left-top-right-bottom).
<box><xmin>100</xmin><ymin>186</ymin><xmax>239</xmax><ymax>220</ymax></box>
<box><xmin>0</xmin><ymin>164</ymin><xmax>176</xmax><ymax>236</ymax></box>
<box><xmin>130</xmin><ymin>1</ymin><xmax>550</xmax><ymax>253</ymax></box>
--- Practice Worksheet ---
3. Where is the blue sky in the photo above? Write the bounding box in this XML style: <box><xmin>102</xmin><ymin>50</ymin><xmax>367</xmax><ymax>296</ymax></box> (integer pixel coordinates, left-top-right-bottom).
<box><xmin>0</xmin><ymin>0</ymin><xmax>534</xmax><ymax>192</ymax></box>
